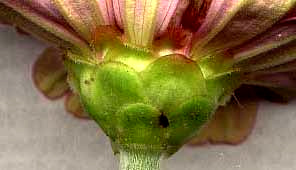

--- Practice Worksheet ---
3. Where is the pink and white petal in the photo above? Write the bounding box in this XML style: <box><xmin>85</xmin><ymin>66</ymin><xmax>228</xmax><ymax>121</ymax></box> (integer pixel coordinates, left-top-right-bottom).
<box><xmin>154</xmin><ymin>0</ymin><xmax>179</xmax><ymax>36</ymax></box>
<box><xmin>97</xmin><ymin>0</ymin><xmax>115</xmax><ymax>25</ymax></box>
<box><xmin>124</xmin><ymin>0</ymin><xmax>159</xmax><ymax>47</ymax></box>
<box><xmin>53</xmin><ymin>0</ymin><xmax>107</xmax><ymax>42</ymax></box>
<box><xmin>234</xmin><ymin>40</ymin><xmax>296</xmax><ymax>72</ymax></box>
<box><xmin>168</xmin><ymin>0</ymin><xmax>189</xmax><ymax>27</ymax></box>
<box><xmin>120</xmin><ymin>0</ymin><xmax>181</xmax><ymax>47</ymax></box>
<box><xmin>191</xmin><ymin>0</ymin><xmax>245</xmax><ymax>58</ymax></box>
<box><xmin>192</xmin><ymin>0</ymin><xmax>296</xmax><ymax>58</ymax></box>
<box><xmin>1</xmin><ymin>0</ymin><xmax>87</xmax><ymax>49</ymax></box>
<box><xmin>232</xmin><ymin>19</ymin><xmax>296</xmax><ymax>62</ymax></box>
<box><xmin>112</xmin><ymin>0</ymin><xmax>125</xmax><ymax>28</ymax></box>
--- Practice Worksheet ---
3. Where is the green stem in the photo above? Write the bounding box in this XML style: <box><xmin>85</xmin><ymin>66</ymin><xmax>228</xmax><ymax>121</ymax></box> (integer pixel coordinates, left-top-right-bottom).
<box><xmin>119</xmin><ymin>149</ymin><xmax>161</xmax><ymax>170</ymax></box>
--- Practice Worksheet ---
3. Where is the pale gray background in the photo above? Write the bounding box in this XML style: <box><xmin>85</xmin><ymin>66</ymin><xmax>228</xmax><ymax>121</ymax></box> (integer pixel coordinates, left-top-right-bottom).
<box><xmin>1</xmin><ymin>25</ymin><xmax>296</xmax><ymax>170</ymax></box>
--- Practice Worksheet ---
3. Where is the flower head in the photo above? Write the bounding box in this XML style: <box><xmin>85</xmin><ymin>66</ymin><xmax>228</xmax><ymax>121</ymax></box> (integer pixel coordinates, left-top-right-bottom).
<box><xmin>1</xmin><ymin>0</ymin><xmax>296</xmax><ymax>169</ymax></box>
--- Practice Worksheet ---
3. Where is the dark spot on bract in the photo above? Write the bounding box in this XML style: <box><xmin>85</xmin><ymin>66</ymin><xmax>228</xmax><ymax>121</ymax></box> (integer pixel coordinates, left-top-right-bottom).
<box><xmin>84</xmin><ymin>80</ymin><xmax>90</xmax><ymax>85</ymax></box>
<box><xmin>159</xmin><ymin>112</ymin><xmax>169</xmax><ymax>128</ymax></box>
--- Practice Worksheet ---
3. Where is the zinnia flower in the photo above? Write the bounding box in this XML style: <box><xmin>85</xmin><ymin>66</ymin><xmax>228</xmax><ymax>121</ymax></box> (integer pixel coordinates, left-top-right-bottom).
<box><xmin>0</xmin><ymin>0</ymin><xmax>295</xmax><ymax>169</ymax></box>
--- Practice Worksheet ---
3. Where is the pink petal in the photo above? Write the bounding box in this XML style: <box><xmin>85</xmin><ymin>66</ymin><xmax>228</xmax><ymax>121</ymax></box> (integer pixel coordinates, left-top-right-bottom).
<box><xmin>234</xmin><ymin>40</ymin><xmax>296</xmax><ymax>72</ymax></box>
<box><xmin>166</xmin><ymin>0</ymin><xmax>189</xmax><ymax>27</ymax></box>
<box><xmin>155</xmin><ymin>0</ymin><xmax>179</xmax><ymax>36</ymax></box>
<box><xmin>191</xmin><ymin>0</ymin><xmax>244</xmax><ymax>57</ymax></box>
<box><xmin>245</xmin><ymin>72</ymin><xmax>296</xmax><ymax>89</ymax></box>
<box><xmin>191</xmin><ymin>0</ymin><xmax>296</xmax><ymax>58</ymax></box>
<box><xmin>97</xmin><ymin>0</ymin><xmax>115</xmax><ymax>25</ymax></box>
<box><xmin>1</xmin><ymin>0</ymin><xmax>87</xmax><ymax>49</ymax></box>
<box><xmin>53</xmin><ymin>0</ymin><xmax>111</xmax><ymax>42</ymax></box>
<box><xmin>232</xmin><ymin>19</ymin><xmax>296</xmax><ymax>62</ymax></box>
<box><xmin>112</xmin><ymin>0</ymin><xmax>124</xmax><ymax>28</ymax></box>
<box><xmin>123</xmin><ymin>0</ymin><xmax>159</xmax><ymax>46</ymax></box>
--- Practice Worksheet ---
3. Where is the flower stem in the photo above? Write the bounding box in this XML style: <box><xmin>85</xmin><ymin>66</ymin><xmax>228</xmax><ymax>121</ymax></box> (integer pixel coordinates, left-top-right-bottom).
<box><xmin>119</xmin><ymin>149</ymin><xmax>161</xmax><ymax>170</ymax></box>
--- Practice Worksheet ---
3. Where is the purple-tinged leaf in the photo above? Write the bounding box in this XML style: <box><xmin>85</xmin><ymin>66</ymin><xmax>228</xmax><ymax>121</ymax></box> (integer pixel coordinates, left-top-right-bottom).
<box><xmin>65</xmin><ymin>92</ymin><xmax>90</xmax><ymax>119</ymax></box>
<box><xmin>189</xmin><ymin>86</ymin><xmax>258</xmax><ymax>146</ymax></box>
<box><xmin>33</xmin><ymin>48</ymin><xmax>90</xmax><ymax>118</ymax></box>
<box><xmin>33</xmin><ymin>47</ymin><xmax>69</xmax><ymax>99</ymax></box>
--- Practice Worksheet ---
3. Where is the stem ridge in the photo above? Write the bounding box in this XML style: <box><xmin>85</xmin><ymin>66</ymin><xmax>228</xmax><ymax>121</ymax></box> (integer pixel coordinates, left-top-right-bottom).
<box><xmin>120</xmin><ymin>149</ymin><xmax>161</xmax><ymax>170</ymax></box>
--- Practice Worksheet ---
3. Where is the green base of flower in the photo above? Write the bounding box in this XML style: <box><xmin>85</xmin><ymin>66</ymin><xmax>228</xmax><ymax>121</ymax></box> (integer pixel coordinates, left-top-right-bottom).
<box><xmin>65</xmin><ymin>48</ymin><xmax>242</xmax><ymax>168</ymax></box>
